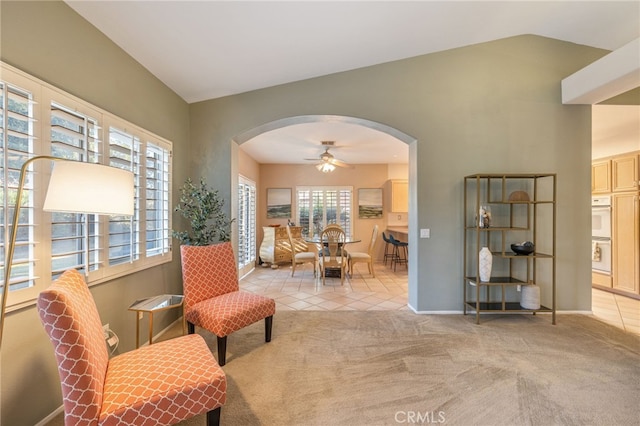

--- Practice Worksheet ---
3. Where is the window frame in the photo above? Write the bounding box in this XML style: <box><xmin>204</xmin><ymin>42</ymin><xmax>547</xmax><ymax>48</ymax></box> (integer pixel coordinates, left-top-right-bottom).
<box><xmin>1</xmin><ymin>62</ymin><xmax>173</xmax><ymax>312</ymax></box>
<box><xmin>238</xmin><ymin>175</ymin><xmax>257</xmax><ymax>278</ymax></box>
<box><xmin>295</xmin><ymin>185</ymin><xmax>353</xmax><ymax>238</ymax></box>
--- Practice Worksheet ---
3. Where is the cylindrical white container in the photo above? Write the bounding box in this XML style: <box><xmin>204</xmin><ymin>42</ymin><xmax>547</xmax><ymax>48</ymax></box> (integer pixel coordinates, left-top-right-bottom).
<box><xmin>479</xmin><ymin>247</ymin><xmax>492</xmax><ymax>282</ymax></box>
<box><xmin>521</xmin><ymin>284</ymin><xmax>541</xmax><ymax>309</ymax></box>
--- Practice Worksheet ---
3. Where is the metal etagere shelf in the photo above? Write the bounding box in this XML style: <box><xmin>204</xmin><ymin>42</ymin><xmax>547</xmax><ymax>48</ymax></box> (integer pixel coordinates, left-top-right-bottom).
<box><xmin>463</xmin><ymin>173</ymin><xmax>556</xmax><ymax>324</ymax></box>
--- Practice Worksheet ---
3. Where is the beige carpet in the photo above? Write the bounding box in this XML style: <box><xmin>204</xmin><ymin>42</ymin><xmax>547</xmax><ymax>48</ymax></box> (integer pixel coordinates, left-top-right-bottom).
<box><xmin>173</xmin><ymin>311</ymin><xmax>640</xmax><ymax>426</ymax></box>
<box><xmin>46</xmin><ymin>311</ymin><xmax>639</xmax><ymax>425</ymax></box>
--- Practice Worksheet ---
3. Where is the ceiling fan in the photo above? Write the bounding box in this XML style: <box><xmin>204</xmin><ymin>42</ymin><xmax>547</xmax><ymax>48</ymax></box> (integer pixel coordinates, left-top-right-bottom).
<box><xmin>305</xmin><ymin>141</ymin><xmax>353</xmax><ymax>172</ymax></box>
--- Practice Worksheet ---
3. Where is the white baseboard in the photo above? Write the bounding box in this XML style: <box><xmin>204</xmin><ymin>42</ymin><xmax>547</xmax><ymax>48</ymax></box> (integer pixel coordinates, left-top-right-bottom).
<box><xmin>407</xmin><ymin>303</ymin><xmax>463</xmax><ymax>314</ymax></box>
<box><xmin>407</xmin><ymin>304</ymin><xmax>593</xmax><ymax>316</ymax></box>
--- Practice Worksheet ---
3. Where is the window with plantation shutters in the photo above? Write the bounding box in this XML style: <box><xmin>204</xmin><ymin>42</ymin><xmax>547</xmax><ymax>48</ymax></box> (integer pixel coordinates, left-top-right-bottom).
<box><xmin>49</xmin><ymin>102</ymin><xmax>102</xmax><ymax>278</ymax></box>
<box><xmin>107</xmin><ymin>126</ymin><xmax>140</xmax><ymax>266</ymax></box>
<box><xmin>1</xmin><ymin>62</ymin><xmax>173</xmax><ymax>312</ymax></box>
<box><xmin>145</xmin><ymin>141</ymin><xmax>171</xmax><ymax>258</ymax></box>
<box><xmin>0</xmin><ymin>79</ymin><xmax>37</xmax><ymax>295</ymax></box>
<box><xmin>238</xmin><ymin>175</ymin><xmax>256</xmax><ymax>276</ymax></box>
<box><xmin>295</xmin><ymin>186</ymin><xmax>352</xmax><ymax>238</ymax></box>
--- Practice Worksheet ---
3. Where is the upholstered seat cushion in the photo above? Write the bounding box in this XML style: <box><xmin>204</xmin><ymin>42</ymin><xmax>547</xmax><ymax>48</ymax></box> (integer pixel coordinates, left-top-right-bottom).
<box><xmin>294</xmin><ymin>251</ymin><xmax>316</xmax><ymax>262</ymax></box>
<box><xmin>347</xmin><ymin>252</ymin><xmax>370</xmax><ymax>262</ymax></box>
<box><xmin>185</xmin><ymin>291</ymin><xmax>276</xmax><ymax>338</ymax></box>
<box><xmin>100</xmin><ymin>334</ymin><xmax>226</xmax><ymax>425</ymax></box>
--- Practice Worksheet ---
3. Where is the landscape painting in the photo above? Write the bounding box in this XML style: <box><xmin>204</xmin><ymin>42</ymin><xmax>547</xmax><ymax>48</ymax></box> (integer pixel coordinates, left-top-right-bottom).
<box><xmin>358</xmin><ymin>188</ymin><xmax>383</xmax><ymax>219</ymax></box>
<box><xmin>267</xmin><ymin>188</ymin><xmax>292</xmax><ymax>218</ymax></box>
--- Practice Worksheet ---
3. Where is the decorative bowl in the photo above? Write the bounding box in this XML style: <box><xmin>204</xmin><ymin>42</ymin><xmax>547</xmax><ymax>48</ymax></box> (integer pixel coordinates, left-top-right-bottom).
<box><xmin>508</xmin><ymin>190</ymin><xmax>530</xmax><ymax>202</ymax></box>
<box><xmin>511</xmin><ymin>241</ymin><xmax>535</xmax><ymax>255</ymax></box>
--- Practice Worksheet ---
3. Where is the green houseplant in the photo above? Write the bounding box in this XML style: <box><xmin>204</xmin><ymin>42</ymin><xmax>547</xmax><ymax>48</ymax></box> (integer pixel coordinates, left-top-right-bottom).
<box><xmin>172</xmin><ymin>177</ymin><xmax>235</xmax><ymax>246</ymax></box>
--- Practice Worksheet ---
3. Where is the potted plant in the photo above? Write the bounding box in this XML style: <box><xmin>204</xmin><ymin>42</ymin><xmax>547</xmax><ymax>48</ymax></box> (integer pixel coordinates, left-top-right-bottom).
<box><xmin>172</xmin><ymin>177</ymin><xmax>235</xmax><ymax>245</ymax></box>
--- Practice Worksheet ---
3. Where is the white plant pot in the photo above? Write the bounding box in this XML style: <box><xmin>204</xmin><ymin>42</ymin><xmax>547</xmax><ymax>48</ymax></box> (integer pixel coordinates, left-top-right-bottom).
<box><xmin>521</xmin><ymin>284</ymin><xmax>541</xmax><ymax>310</ymax></box>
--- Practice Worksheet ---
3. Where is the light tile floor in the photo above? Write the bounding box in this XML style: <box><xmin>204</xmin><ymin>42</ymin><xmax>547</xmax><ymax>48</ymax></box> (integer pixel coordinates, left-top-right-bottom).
<box><xmin>241</xmin><ymin>261</ymin><xmax>639</xmax><ymax>336</ymax></box>
<box><xmin>591</xmin><ymin>287</ymin><xmax>640</xmax><ymax>335</ymax></box>
<box><xmin>241</xmin><ymin>261</ymin><xmax>409</xmax><ymax>311</ymax></box>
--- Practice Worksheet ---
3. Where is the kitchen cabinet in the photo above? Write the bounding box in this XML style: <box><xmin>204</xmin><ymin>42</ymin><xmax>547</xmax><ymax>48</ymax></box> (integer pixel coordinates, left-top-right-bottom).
<box><xmin>463</xmin><ymin>173</ymin><xmax>556</xmax><ymax>324</ymax></box>
<box><xmin>259</xmin><ymin>226</ymin><xmax>302</xmax><ymax>265</ymax></box>
<box><xmin>592</xmin><ymin>160</ymin><xmax>611</xmax><ymax>194</ymax></box>
<box><xmin>612</xmin><ymin>193</ymin><xmax>640</xmax><ymax>294</ymax></box>
<box><xmin>389</xmin><ymin>180</ymin><xmax>408</xmax><ymax>213</ymax></box>
<box><xmin>612</xmin><ymin>153</ymin><xmax>639</xmax><ymax>193</ymax></box>
<box><xmin>592</xmin><ymin>271</ymin><xmax>612</xmax><ymax>288</ymax></box>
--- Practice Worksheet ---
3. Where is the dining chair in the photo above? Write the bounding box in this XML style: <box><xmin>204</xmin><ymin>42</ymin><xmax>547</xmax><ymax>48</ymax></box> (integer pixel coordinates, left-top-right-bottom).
<box><xmin>324</xmin><ymin>223</ymin><xmax>344</xmax><ymax>231</ymax></box>
<box><xmin>347</xmin><ymin>224</ymin><xmax>379</xmax><ymax>277</ymax></box>
<box><xmin>318</xmin><ymin>226</ymin><xmax>348</xmax><ymax>285</ymax></box>
<box><xmin>38</xmin><ymin>269</ymin><xmax>227</xmax><ymax>426</ymax></box>
<box><xmin>181</xmin><ymin>242</ymin><xmax>276</xmax><ymax>366</ymax></box>
<box><xmin>322</xmin><ymin>223</ymin><xmax>347</xmax><ymax>255</ymax></box>
<box><xmin>286</xmin><ymin>225</ymin><xmax>317</xmax><ymax>277</ymax></box>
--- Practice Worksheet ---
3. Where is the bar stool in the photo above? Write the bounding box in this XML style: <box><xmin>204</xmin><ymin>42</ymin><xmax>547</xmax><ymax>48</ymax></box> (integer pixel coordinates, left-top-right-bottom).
<box><xmin>382</xmin><ymin>232</ymin><xmax>394</xmax><ymax>266</ymax></box>
<box><xmin>388</xmin><ymin>234</ymin><xmax>408</xmax><ymax>271</ymax></box>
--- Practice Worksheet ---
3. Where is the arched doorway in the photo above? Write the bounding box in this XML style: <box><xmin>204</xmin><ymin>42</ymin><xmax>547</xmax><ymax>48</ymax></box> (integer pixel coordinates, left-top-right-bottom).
<box><xmin>232</xmin><ymin>114</ymin><xmax>418</xmax><ymax>309</ymax></box>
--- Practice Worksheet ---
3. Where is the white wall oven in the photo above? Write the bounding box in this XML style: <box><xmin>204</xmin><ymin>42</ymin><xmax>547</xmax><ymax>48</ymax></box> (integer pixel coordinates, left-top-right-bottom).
<box><xmin>592</xmin><ymin>196</ymin><xmax>611</xmax><ymax>273</ymax></box>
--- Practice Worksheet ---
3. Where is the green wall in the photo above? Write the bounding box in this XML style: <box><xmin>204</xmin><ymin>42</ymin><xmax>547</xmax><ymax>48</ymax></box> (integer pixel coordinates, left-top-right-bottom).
<box><xmin>0</xmin><ymin>1</ymin><xmax>611</xmax><ymax>424</ymax></box>
<box><xmin>1</xmin><ymin>2</ymin><xmax>190</xmax><ymax>424</ymax></box>
<box><xmin>190</xmin><ymin>34</ymin><xmax>604</xmax><ymax>313</ymax></box>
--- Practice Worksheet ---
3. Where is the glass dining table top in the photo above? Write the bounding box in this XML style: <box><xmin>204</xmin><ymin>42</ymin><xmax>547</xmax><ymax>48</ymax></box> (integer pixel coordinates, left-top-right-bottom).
<box><xmin>304</xmin><ymin>237</ymin><xmax>361</xmax><ymax>244</ymax></box>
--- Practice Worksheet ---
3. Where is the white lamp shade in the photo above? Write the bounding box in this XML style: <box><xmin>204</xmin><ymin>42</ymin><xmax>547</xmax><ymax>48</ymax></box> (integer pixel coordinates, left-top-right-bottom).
<box><xmin>43</xmin><ymin>161</ymin><xmax>134</xmax><ymax>216</ymax></box>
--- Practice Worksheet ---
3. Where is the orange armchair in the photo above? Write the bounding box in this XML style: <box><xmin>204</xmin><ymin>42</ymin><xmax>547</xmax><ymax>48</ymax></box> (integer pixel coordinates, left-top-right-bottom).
<box><xmin>37</xmin><ymin>269</ymin><xmax>226</xmax><ymax>426</ymax></box>
<box><xmin>181</xmin><ymin>242</ymin><xmax>276</xmax><ymax>366</ymax></box>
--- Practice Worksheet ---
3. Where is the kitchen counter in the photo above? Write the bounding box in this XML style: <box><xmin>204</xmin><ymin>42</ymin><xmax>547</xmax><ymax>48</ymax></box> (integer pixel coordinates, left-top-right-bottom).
<box><xmin>386</xmin><ymin>226</ymin><xmax>408</xmax><ymax>236</ymax></box>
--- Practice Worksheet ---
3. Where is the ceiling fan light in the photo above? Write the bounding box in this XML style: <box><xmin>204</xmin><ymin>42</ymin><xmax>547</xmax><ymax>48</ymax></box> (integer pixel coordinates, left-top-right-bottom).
<box><xmin>316</xmin><ymin>162</ymin><xmax>335</xmax><ymax>173</ymax></box>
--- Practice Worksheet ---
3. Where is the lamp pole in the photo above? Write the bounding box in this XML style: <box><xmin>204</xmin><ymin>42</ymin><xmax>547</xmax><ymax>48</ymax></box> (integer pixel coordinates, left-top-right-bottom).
<box><xmin>0</xmin><ymin>156</ymin><xmax>60</xmax><ymax>349</ymax></box>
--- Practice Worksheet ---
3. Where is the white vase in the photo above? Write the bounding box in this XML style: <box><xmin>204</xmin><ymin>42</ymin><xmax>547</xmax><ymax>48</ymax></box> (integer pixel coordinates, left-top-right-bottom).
<box><xmin>479</xmin><ymin>247</ymin><xmax>492</xmax><ymax>282</ymax></box>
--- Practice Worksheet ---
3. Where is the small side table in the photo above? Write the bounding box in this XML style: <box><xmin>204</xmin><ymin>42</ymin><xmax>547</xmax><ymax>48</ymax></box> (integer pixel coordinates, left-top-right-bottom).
<box><xmin>128</xmin><ymin>294</ymin><xmax>184</xmax><ymax>348</ymax></box>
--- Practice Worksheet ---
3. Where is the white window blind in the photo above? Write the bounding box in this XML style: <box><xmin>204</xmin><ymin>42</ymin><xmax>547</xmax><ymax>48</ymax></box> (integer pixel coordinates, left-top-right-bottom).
<box><xmin>107</xmin><ymin>126</ymin><xmax>140</xmax><ymax>266</ymax></box>
<box><xmin>1</xmin><ymin>80</ymin><xmax>37</xmax><ymax>293</ymax></box>
<box><xmin>49</xmin><ymin>102</ymin><xmax>102</xmax><ymax>278</ymax></box>
<box><xmin>296</xmin><ymin>186</ymin><xmax>353</xmax><ymax>238</ymax></box>
<box><xmin>238</xmin><ymin>176</ymin><xmax>256</xmax><ymax>273</ymax></box>
<box><xmin>145</xmin><ymin>142</ymin><xmax>171</xmax><ymax>258</ymax></box>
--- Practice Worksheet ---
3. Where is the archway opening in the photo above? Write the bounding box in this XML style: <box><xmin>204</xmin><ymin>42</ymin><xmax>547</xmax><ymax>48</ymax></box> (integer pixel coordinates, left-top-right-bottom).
<box><xmin>232</xmin><ymin>115</ymin><xmax>418</xmax><ymax>309</ymax></box>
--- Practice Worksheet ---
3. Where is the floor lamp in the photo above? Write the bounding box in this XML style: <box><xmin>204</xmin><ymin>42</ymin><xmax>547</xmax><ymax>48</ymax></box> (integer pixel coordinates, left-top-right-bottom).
<box><xmin>0</xmin><ymin>156</ymin><xmax>134</xmax><ymax>349</ymax></box>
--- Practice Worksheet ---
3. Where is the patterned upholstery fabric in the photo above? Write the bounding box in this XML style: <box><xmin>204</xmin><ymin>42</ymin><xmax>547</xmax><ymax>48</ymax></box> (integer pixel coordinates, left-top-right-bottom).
<box><xmin>101</xmin><ymin>335</ymin><xmax>226</xmax><ymax>425</ymax></box>
<box><xmin>181</xmin><ymin>242</ymin><xmax>241</xmax><ymax>307</ymax></box>
<box><xmin>37</xmin><ymin>269</ymin><xmax>226</xmax><ymax>426</ymax></box>
<box><xmin>187</xmin><ymin>292</ymin><xmax>275</xmax><ymax>338</ymax></box>
<box><xmin>180</xmin><ymin>242</ymin><xmax>275</xmax><ymax>357</ymax></box>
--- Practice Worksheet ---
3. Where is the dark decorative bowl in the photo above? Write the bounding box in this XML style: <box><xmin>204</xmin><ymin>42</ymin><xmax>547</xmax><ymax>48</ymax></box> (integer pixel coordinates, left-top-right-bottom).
<box><xmin>511</xmin><ymin>242</ymin><xmax>535</xmax><ymax>255</ymax></box>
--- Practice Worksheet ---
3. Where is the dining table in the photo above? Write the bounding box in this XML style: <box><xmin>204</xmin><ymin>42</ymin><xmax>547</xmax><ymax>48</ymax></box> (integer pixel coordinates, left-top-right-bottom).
<box><xmin>304</xmin><ymin>236</ymin><xmax>361</xmax><ymax>245</ymax></box>
<box><xmin>304</xmin><ymin>236</ymin><xmax>361</xmax><ymax>278</ymax></box>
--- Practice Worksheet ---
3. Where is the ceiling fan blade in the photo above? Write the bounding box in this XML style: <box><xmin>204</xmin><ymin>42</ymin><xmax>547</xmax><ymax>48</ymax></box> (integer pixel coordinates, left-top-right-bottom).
<box><xmin>329</xmin><ymin>158</ymin><xmax>353</xmax><ymax>168</ymax></box>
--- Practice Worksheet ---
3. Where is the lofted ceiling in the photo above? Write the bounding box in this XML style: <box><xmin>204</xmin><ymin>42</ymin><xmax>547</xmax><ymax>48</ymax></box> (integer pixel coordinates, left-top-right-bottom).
<box><xmin>65</xmin><ymin>1</ymin><xmax>640</xmax><ymax>165</ymax></box>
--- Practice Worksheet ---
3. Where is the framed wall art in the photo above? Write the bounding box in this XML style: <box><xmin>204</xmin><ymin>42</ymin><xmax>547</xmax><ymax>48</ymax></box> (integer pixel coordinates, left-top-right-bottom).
<box><xmin>267</xmin><ymin>188</ymin><xmax>292</xmax><ymax>218</ymax></box>
<box><xmin>358</xmin><ymin>188</ymin><xmax>383</xmax><ymax>219</ymax></box>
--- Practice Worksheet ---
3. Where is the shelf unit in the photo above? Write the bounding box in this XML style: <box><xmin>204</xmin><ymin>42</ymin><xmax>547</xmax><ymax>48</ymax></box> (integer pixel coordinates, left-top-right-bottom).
<box><xmin>463</xmin><ymin>174</ymin><xmax>556</xmax><ymax>324</ymax></box>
